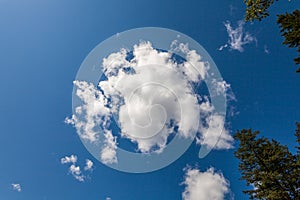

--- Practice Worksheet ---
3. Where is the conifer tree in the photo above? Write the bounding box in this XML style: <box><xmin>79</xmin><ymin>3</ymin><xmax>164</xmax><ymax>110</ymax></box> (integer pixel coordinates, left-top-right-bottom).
<box><xmin>234</xmin><ymin>123</ymin><xmax>300</xmax><ymax>199</ymax></box>
<box><xmin>243</xmin><ymin>0</ymin><xmax>300</xmax><ymax>72</ymax></box>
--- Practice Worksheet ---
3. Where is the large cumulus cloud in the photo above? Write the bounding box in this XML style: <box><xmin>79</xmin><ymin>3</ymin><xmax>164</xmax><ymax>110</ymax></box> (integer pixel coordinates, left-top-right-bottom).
<box><xmin>66</xmin><ymin>41</ymin><xmax>233</xmax><ymax>163</ymax></box>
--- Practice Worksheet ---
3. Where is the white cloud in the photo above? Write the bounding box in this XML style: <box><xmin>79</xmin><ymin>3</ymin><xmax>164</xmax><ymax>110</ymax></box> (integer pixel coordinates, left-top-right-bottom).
<box><xmin>84</xmin><ymin>159</ymin><xmax>94</xmax><ymax>171</ymax></box>
<box><xmin>100</xmin><ymin>130</ymin><xmax>118</xmax><ymax>164</ymax></box>
<box><xmin>219</xmin><ymin>20</ymin><xmax>256</xmax><ymax>52</ymax></box>
<box><xmin>68</xmin><ymin>40</ymin><xmax>233</xmax><ymax>161</ymax></box>
<box><xmin>61</xmin><ymin>155</ymin><xmax>94</xmax><ymax>182</ymax></box>
<box><xmin>197</xmin><ymin>92</ymin><xmax>233</xmax><ymax>150</ymax></box>
<box><xmin>60</xmin><ymin>155</ymin><xmax>77</xmax><ymax>164</ymax></box>
<box><xmin>197</xmin><ymin>113</ymin><xmax>233</xmax><ymax>150</ymax></box>
<box><xmin>65</xmin><ymin>80</ymin><xmax>110</xmax><ymax>143</ymax></box>
<box><xmin>100</xmin><ymin>41</ymin><xmax>203</xmax><ymax>153</ymax></box>
<box><xmin>171</xmin><ymin>40</ymin><xmax>208</xmax><ymax>81</ymax></box>
<box><xmin>69</xmin><ymin>164</ymin><xmax>85</xmax><ymax>182</ymax></box>
<box><xmin>11</xmin><ymin>183</ymin><xmax>21</xmax><ymax>192</ymax></box>
<box><xmin>182</xmin><ymin>167</ymin><xmax>230</xmax><ymax>200</ymax></box>
<box><xmin>212</xmin><ymin>79</ymin><xmax>231</xmax><ymax>97</ymax></box>
<box><xmin>69</xmin><ymin>164</ymin><xmax>84</xmax><ymax>182</ymax></box>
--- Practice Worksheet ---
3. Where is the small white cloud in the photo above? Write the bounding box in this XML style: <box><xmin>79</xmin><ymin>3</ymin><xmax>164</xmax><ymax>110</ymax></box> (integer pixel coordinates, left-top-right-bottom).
<box><xmin>106</xmin><ymin>197</ymin><xmax>112</xmax><ymax>200</ymax></box>
<box><xmin>219</xmin><ymin>20</ymin><xmax>256</xmax><ymax>52</ymax></box>
<box><xmin>182</xmin><ymin>167</ymin><xmax>230</xmax><ymax>200</ymax></box>
<box><xmin>69</xmin><ymin>164</ymin><xmax>85</xmax><ymax>182</ymax></box>
<box><xmin>84</xmin><ymin>159</ymin><xmax>94</xmax><ymax>171</ymax></box>
<box><xmin>11</xmin><ymin>183</ymin><xmax>21</xmax><ymax>192</ymax></box>
<box><xmin>61</xmin><ymin>155</ymin><xmax>94</xmax><ymax>182</ymax></box>
<box><xmin>60</xmin><ymin>155</ymin><xmax>77</xmax><ymax>164</ymax></box>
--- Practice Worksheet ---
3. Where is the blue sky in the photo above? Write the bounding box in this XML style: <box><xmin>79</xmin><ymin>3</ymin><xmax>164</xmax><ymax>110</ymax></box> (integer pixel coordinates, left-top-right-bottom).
<box><xmin>0</xmin><ymin>0</ymin><xmax>300</xmax><ymax>200</ymax></box>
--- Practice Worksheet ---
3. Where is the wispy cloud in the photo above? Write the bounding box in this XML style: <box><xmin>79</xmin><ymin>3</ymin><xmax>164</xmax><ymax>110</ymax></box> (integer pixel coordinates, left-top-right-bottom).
<box><xmin>182</xmin><ymin>167</ymin><xmax>231</xmax><ymax>200</ymax></box>
<box><xmin>219</xmin><ymin>20</ymin><xmax>256</xmax><ymax>52</ymax></box>
<box><xmin>11</xmin><ymin>183</ymin><xmax>21</xmax><ymax>192</ymax></box>
<box><xmin>61</xmin><ymin>155</ymin><xmax>94</xmax><ymax>182</ymax></box>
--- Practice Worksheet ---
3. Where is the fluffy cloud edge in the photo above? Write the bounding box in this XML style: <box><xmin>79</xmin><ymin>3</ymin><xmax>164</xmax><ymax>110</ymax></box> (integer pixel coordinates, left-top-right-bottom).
<box><xmin>182</xmin><ymin>167</ymin><xmax>231</xmax><ymax>200</ymax></box>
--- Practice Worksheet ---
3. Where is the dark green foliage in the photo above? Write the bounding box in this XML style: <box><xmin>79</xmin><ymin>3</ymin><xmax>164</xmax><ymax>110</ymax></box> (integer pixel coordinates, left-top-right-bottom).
<box><xmin>244</xmin><ymin>1</ymin><xmax>300</xmax><ymax>72</ymax></box>
<box><xmin>244</xmin><ymin>0</ymin><xmax>278</xmax><ymax>22</ymax></box>
<box><xmin>234</xmin><ymin>124</ymin><xmax>300</xmax><ymax>199</ymax></box>
<box><xmin>277</xmin><ymin>10</ymin><xmax>300</xmax><ymax>71</ymax></box>
<box><xmin>296</xmin><ymin>122</ymin><xmax>300</xmax><ymax>153</ymax></box>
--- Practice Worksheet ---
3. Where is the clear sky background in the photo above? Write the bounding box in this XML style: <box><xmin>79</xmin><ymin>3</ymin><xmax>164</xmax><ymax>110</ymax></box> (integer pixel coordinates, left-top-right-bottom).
<box><xmin>0</xmin><ymin>0</ymin><xmax>300</xmax><ymax>200</ymax></box>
